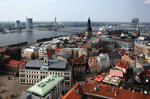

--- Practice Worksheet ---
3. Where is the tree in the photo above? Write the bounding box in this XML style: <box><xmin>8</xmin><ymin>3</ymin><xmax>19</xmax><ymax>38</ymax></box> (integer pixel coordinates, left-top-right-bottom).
<box><xmin>31</xmin><ymin>53</ymin><xmax>36</xmax><ymax>60</ymax></box>
<box><xmin>64</xmin><ymin>39</ymin><xmax>69</xmax><ymax>43</ymax></box>
<box><xmin>125</xmin><ymin>67</ymin><xmax>134</xmax><ymax>82</ymax></box>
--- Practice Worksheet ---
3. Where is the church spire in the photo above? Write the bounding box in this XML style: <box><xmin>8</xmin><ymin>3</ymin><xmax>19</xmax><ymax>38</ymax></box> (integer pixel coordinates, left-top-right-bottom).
<box><xmin>135</xmin><ymin>21</ymin><xmax>140</xmax><ymax>38</ymax></box>
<box><xmin>87</xmin><ymin>17</ymin><xmax>92</xmax><ymax>32</ymax></box>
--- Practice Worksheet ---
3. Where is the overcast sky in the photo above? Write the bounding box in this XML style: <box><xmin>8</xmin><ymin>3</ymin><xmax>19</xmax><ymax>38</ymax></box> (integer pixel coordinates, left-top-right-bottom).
<box><xmin>0</xmin><ymin>0</ymin><xmax>150</xmax><ymax>22</ymax></box>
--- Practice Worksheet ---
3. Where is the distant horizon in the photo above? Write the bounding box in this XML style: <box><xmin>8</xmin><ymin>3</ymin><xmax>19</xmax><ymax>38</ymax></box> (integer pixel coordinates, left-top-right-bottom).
<box><xmin>0</xmin><ymin>20</ymin><xmax>150</xmax><ymax>23</ymax></box>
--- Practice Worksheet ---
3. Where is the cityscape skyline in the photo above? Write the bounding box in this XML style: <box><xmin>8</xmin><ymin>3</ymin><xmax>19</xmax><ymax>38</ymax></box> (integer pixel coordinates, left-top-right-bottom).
<box><xmin>0</xmin><ymin>0</ymin><xmax>150</xmax><ymax>22</ymax></box>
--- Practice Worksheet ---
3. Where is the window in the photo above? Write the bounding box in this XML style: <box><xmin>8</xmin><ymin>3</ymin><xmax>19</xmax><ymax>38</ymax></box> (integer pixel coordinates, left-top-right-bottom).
<box><xmin>65</xmin><ymin>77</ymin><xmax>70</xmax><ymax>80</ymax></box>
<box><xmin>64</xmin><ymin>73</ymin><xmax>70</xmax><ymax>75</ymax></box>
<box><xmin>65</xmin><ymin>82</ymin><xmax>70</xmax><ymax>85</ymax></box>
<box><xmin>20</xmin><ymin>74</ymin><xmax>25</xmax><ymax>77</ymax></box>
<box><xmin>21</xmin><ymin>79</ymin><xmax>25</xmax><ymax>82</ymax></box>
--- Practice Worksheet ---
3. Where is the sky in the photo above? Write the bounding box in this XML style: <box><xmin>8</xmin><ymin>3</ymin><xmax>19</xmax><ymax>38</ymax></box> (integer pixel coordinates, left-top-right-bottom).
<box><xmin>0</xmin><ymin>0</ymin><xmax>150</xmax><ymax>22</ymax></box>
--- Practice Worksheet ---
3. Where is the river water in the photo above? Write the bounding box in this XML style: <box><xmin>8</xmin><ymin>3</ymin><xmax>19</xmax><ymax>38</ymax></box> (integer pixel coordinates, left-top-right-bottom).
<box><xmin>0</xmin><ymin>27</ymin><xmax>88</xmax><ymax>46</ymax></box>
<box><xmin>0</xmin><ymin>25</ymin><xmax>149</xmax><ymax>47</ymax></box>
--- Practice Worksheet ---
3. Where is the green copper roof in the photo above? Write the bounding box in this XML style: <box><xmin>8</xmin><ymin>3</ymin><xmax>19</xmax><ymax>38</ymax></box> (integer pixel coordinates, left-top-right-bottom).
<box><xmin>136</xmin><ymin>22</ymin><xmax>140</xmax><ymax>32</ymax></box>
<box><xmin>26</xmin><ymin>75</ymin><xmax>64</xmax><ymax>97</ymax></box>
<box><xmin>89</xmin><ymin>37</ymin><xmax>100</xmax><ymax>44</ymax></box>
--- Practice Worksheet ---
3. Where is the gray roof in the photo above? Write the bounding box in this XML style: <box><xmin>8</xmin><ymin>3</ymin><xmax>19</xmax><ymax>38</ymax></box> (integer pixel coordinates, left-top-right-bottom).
<box><xmin>57</xmin><ymin>52</ymin><xmax>72</xmax><ymax>60</ymax></box>
<box><xmin>141</xmin><ymin>63</ymin><xmax>150</xmax><ymax>68</ymax></box>
<box><xmin>108</xmin><ymin>51</ymin><xmax>121</xmax><ymax>58</ymax></box>
<box><xmin>134</xmin><ymin>68</ymin><xmax>143</xmax><ymax>75</ymax></box>
<box><xmin>25</xmin><ymin>58</ymin><xmax>67</xmax><ymax>70</ymax></box>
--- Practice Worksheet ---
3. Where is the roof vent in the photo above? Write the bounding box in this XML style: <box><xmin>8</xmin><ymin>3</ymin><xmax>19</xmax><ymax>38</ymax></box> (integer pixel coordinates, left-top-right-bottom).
<box><xmin>50</xmin><ymin>77</ymin><xmax>54</xmax><ymax>81</ymax></box>
<box><xmin>38</xmin><ymin>82</ymin><xmax>46</xmax><ymax>87</ymax></box>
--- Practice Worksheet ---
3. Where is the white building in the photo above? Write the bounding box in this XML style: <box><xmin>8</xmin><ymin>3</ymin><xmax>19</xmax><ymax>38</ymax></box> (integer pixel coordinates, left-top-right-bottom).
<box><xmin>96</xmin><ymin>54</ymin><xmax>110</xmax><ymax>70</ymax></box>
<box><xmin>39</xmin><ymin>45</ymin><xmax>47</xmax><ymax>59</ymax></box>
<box><xmin>22</xmin><ymin>47</ymin><xmax>39</xmax><ymax>59</ymax></box>
<box><xmin>19</xmin><ymin>54</ymin><xmax>72</xmax><ymax>87</ymax></box>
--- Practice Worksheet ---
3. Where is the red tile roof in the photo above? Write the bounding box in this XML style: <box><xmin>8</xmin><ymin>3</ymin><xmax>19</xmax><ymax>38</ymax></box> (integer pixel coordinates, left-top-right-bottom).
<box><xmin>61</xmin><ymin>82</ymin><xmax>81</xmax><ymax>99</ymax></box>
<box><xmin>82</xmin><ymin>81</ymin><xmax>150</xmax><ymax>99</ymax></box>
<box><xmin>116</xmin><ymin>59</ymin><xmax>128</xmax><ymax>69</ymax></box>
<box><xmin>92</xmin><ymin>30</ymin><xmax>99</xmax><ymax>33</ymax></box>
<box><xmin>101</xmin><ymin>30</ymin><xmax>108</xmax><ymax>33</ymax></box>
<box><xmin>94</xmin><ymin>75</ymin><xmax>104</xmax><ymax>82</ymax></box>
<box><xmin>5</xmin><ymin>60</ymin><xmax>27</xmax><ymax>67</ymax></box>
<box><xmin>63</xmin><ymin>81</ymin><xmax>150</xmax><ymax>99</ymax></box>
<box><xmin>80</xmin><ymin>45</ymin><xmax>91</xmax><ymax>49</ymax></box>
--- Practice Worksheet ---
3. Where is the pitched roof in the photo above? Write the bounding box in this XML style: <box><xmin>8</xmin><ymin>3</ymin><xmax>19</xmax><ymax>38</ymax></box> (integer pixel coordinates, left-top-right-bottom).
<box><xmin>109</xmin><ymin>69</ymin><xmax>124</xmax><ymax>77</ymax></box>
<box><xmin>61</xmin><ymin>82</ymin><xmax>81</xmax><ymax>99</ymax></box>
<box><xmin>25</xmin><ymin>58</ymin><xmax>67</xmax><ymax>70</ymax></box>
<box><xmin>57</xmin><ymin>52</ymin><xmax>72</xmax><ymax>60</ymax></box>
<box><xmin>115</xmin><ymin>59</ymin><xmax>128</xmax><ymax>69</ymax></box>
<box><xmin>5</xmin><ymin>60</ymin><xmax>27</xmax><ymax>67</ymax></box>
<box><xmin>27</xmin><ymin>75</ymin><xmax>64</xmax><ymax>97</ymax></box>
<box><xmin>108</xmin><ymin>51</ymin><xmax>121</xmax><ymax>58</ymax></box>
<box><xmin>89</xmin><ymin>37</ymin><xmax>100</xmax><ymax>44</ymax></box>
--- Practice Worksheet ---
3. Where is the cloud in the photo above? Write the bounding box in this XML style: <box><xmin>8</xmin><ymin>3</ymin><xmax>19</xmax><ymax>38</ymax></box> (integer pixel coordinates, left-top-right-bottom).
<box><xmin>144</xmin><ymin>0</ymin><xmax>150</xmax><ymax>4</ymax></box>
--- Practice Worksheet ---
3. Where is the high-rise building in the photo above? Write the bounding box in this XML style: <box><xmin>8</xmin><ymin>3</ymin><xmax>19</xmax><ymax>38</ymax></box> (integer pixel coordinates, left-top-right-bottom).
<box><xmin>15</xmin><ymin>20</ymin><xmax>21</xmax><ymax>29</ymax></box>
<box><xmin>26</xmin><ymin>18</ymin><xmax>33</xmax><ymax>29</ymax></box>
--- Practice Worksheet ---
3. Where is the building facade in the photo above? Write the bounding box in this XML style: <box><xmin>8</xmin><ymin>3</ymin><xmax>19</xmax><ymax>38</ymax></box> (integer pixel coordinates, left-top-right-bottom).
<box><xmin>19</xmin><ymin>67</ymin><xmax>72</xmax><ymax>87</ymax></box>
<box><xmin>114</xmin><ymin>38</ymin><xmax>134</xmax><ymax>50</ymax></box>
<box><xmin>134</xmin><ymin>40</ymin><xmax>150</xmax><ymax>55</ymax></box>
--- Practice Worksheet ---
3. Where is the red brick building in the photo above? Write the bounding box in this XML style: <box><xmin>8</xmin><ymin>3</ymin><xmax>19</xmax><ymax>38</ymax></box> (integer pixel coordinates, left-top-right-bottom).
<box><xmin>3</xmin><ymin>60</ymin><xmax>27</xmax><ymax>75</ymax></box>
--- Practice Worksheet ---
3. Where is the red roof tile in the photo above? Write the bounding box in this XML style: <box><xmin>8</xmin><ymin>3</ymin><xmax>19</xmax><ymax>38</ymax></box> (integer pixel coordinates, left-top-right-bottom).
<box><xmin>116</xmin><ymin>59</ymin><xmax>128</xmax><ymax>69</ymax></box>
<box><xmin>94</xmin><ymin>75</ymin><xmax>104</xmax><ymax>82</ymax></box>
<box><xmin>101</xmin><ymin>30</ymin><xmax>108</xmax><ymax>33</ymax></box>
<box><xmin>5</xmin><ymin>60</ymin><xmax>27</xmax><ymax>67</ymax></box>
<box><xmin>92</xmin><ymin>30</ymin><xmax>99</xmax><ymax>33</ymax></box>
<box><xmin>61</xmin><ymin>82</ymin><xmax>81</xmax><ymax>99</ymax></box>
<box><xmin>80</xmin><ymin>45</ymin><xmax>91</xmax><ymax>49</ymax></box>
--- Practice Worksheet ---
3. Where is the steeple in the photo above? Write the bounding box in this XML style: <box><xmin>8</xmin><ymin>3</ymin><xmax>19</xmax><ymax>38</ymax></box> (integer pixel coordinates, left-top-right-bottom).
<box><xmin>43</xmin><ymin>50</ymin><xmax>49</xmax><ymax>66</ymax></box>
<box><xmin>87</xmin><ymin>17</ymin><xmax>92</xmax><ymax>32</ymax></box>
<box><xmin>86</xmin><ymin>17</ymin><xmax>93</xmax><ymax>39</ymax></box>
<box><xmin>135</xmin><ymin>21</ymin><xmax>140</xmax><ymax>38</ymax></box>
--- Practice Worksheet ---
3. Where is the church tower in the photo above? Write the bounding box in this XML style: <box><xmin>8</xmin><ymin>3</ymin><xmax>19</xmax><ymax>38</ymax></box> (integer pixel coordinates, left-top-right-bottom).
<box><xmin>135</xmin><ymin>22</ymin><xmax>140</xmax><ymax>38</ymax></box>
<box><xmin>86</xmin><ymin>17</ymin><xmax>93</xmax><ymax>39</ymax></box>
<box><xmin>43</xmin><ymin>50</ymin><xmax>49</xmax><ymax>66</ymax></box>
